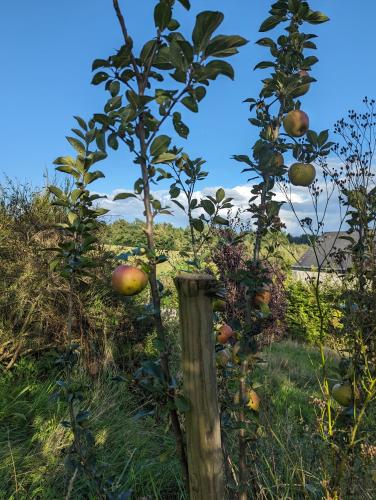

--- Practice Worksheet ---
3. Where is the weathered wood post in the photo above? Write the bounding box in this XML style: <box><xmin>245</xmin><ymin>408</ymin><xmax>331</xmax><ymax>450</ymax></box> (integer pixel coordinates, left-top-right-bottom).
<box><xmin>174</xmin><ymin>273</ymin><xmax>225</xmax><ymax>500</ymax></box>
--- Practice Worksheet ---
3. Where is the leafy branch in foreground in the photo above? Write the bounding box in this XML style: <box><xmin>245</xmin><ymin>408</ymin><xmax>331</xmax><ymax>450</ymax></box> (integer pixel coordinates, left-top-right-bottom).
<box><xmin>49</xmin><ymin>118</ymin><xmax>131</xmax><ymax>498</ymax></box>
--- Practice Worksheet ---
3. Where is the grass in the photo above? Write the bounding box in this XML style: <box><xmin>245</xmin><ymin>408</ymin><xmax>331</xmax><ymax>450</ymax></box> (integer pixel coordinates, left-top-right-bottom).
<box><xmin>0</xmin><ymin>341</ymin><xmax>375</xmax><ymax>499</ymax></box>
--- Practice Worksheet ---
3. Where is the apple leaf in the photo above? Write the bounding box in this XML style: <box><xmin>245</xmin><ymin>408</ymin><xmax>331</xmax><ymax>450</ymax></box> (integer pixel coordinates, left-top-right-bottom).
<box><xmin>192</xmin><ymin>11</ymin><xmax>224</xmax><ymax>53</ymax></box>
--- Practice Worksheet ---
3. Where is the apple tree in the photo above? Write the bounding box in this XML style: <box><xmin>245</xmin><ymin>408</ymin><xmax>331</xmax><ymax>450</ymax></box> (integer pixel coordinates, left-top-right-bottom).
<box><xmin>224</xmin><ymin>1</ymin><xmax>330</xmax><ymax>497</ymax></box>
<box><xmin>89</xmin><ymin>0</ymin><xmax>247</xmax><ymax>486</ymax></box>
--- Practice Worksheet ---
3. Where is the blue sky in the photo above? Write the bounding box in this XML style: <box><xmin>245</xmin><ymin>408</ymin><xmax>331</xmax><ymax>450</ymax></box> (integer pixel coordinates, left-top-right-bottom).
<box><xmin>1</xmin><ymin>1</ymin><xmax>375</xmax><ymax>231</ymax></box>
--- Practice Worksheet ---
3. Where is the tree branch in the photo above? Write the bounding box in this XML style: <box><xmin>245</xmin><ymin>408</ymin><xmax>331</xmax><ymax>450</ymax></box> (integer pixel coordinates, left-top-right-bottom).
<box><xmin>112</xmin><ymin>0</ymin><xmax>142</xmax><ymax>82</ymax></box>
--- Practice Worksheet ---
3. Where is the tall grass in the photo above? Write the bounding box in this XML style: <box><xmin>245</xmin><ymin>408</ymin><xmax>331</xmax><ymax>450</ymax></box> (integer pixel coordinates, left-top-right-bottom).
<box><xmin>1</xmin><ymin>341</ymin><xmax>375</xmax><ymax>498</ymax></box>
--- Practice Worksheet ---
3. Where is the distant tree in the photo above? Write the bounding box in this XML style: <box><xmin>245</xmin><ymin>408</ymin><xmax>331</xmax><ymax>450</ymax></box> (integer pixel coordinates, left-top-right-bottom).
<box><xmin>287</xmin><ymin>233</ymin><xmax>312</xmax><ymax>245</ymax></box>
<box><xmin>103</xmin><ymin>218</ymin><xmax>189</xmax><ymax>251</ymax></box>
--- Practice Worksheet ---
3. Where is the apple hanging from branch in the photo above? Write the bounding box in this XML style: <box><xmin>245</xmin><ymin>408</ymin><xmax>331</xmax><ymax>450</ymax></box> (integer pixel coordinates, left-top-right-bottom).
<box><xmin>112</xmin><ymin>265</ymin><xmax>149</xmax><ymax>296</ymax></box>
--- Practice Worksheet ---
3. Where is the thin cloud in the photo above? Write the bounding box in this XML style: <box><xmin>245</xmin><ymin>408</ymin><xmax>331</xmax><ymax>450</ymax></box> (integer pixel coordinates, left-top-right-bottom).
<box><xmin>97</xmin><ymin>177</ymin><xmax>344</xmax><ymax>235</ymax></box>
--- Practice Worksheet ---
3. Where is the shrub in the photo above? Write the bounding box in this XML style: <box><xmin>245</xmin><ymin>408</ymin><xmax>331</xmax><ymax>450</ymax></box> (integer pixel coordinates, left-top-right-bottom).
<box><xmin>285</xmin><ymin>279</ymin><xmax>342</xmax><ymax>345</ymax></box>
<box><xmin>213</xmin><ymin>229</ymin><xmax>288</xmax><ymax>347</ymax></box>
<box><xmin>0</xmin><ymin>180</ymin><xmax>155</xmax><ymax>371</ymax></box>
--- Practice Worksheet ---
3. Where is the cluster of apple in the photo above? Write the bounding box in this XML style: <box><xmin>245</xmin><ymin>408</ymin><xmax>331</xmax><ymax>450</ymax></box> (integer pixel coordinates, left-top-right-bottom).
<box><xmin>283</xmin><ymin>109</ymin><xmax>316</xmax><ymax>188</ymax></box>
<box><xmin>214</xmin><ymin>325</ymin><xmax>261</xmax><ymax>412</ymax></box>
<box><xmin>213</xmin><ymin>292</ymin><xmax>271</xmax><ymax>413</ymax></box>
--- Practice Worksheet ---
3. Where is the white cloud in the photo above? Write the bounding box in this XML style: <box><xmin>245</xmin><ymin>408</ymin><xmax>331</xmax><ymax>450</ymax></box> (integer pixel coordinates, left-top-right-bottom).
<box><xmin>96</xmin><ymin>177</ymin><xmax>345</xmax><ymax>235</ymax></box>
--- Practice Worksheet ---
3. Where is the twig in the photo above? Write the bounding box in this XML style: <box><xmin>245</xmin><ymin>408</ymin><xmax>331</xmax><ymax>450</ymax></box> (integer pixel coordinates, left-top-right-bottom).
<box><xmin>65</xmin><ymin>467</ymin><xmax>78</xmax><ymax>500</ymax></box>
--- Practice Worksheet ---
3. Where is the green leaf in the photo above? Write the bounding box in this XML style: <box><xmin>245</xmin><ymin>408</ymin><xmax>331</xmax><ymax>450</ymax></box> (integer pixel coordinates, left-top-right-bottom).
<box><xmin>201</xmin><ymin>199</ymin><xmax>215</xmax><ymax>216</ymax></box>
<box><xmin>152</xmin><ymin>152</ymin><xmax>177</xmax><ymax>164</ymax></box>
<box><xmin>73</xmin><ymin>116</ymin><xmax>87</xmax><ymax>131</ymax></box>
<box><xmin>192</xmin><ymin>11</ymin><xmax>224</xmax><ymax>53</ymax></box>
<box><xmin>140</xmin><ymin>40</ymin><xmax>157</xmax><ymax>64</ymax></box>
<box><xmin>168</xmin><ymin>19</ymin><xmax>180</xmax><ymax>31</ymax></box>
<box><xmin>92</xmin><ymin>59</ymin><xmax>110</xmax><ymax>70</ymax></box>
<box><xmin>259</xmin><ymin>16</ymin><xmax>282</xmax><ymax>32</ymax></box>
<box><xmin>306</xmin><ymin>11</ymin><xmax>329</xmax><ymax>24</ymax></box>
<box><xmin>306</xmin><ymin>130</ymin><xmax>318</xmax><ymax>145</ymax></box>
<box><xmin>55</xmin><ymin>165</ymin><xmax>80</xmax><ymax>178</ymax></box>
<box><xmin>256</xmin><ymin>37</ymin><xmax>276</xmax><ymax>47</ymax></box>
<box><xmin>205</xmin><ymin>35</ymin><xmax>248</xmax><ymax>58</ymax></box>
<box><xmin>154</xmin><ymin>2</ymin><xmax>172</xmax><ymax>31</ymax></box>
<box><xmin>48</xmin><ymin>186</ymin><xmax>65</xmax><ymax>200</ymax></box>
<box><xmin>195</xmin><ymin>86</ymin><xmax>206</xmax><ymax>102</ymax></box>
<box><xmin>150</xmin><ymin>135</ymin><xmax>171</xmax><ymax>157</ymax></box>
<box><xmin>177</xmin><ymin>0</ymin><xmax>190</xmax><ymax>9</ymax></box>
<box><xmin>204</xmin><ymin>60</ymin><xmax>234</xmax><ymax>80</ymax></box>
<box><xmin>302</xmin><ymin>56</ymin><xmax>319</xmax><ymax>68</ymax></box>
<box><xmin>67</xmin><ymin>212</ymin><xmax>78</xmax><ymax>225</ymax></box>
<box><xmin>233</xmin><ymin>155</ymin><xmax>253</xmax><ymax>166</ymax></box>
<box><xmin>104</xmin><ymin>95</ymin><xmax>122</xmax><ymax>113</ymax></box>
<box><xmin>213</xmin><ymin>215</ymin><xmax>229</xmax><ymax>225</ymax></box>
<box><xmin>71</xmin><ymin>128</ymin><xmax>85</xmax><ymax>140</ymax></box>
<box><xmin>113</xmin><ymin>192</ymin><xmax>137</xmax><ymax>201</ymax></box>
<box><xmin>96</xmin><ymin>132</ymin><xmax>106</xmax><ymax>152</ymax></box>
<box><xmin>53</xmin><ymin>156</ymin><xmax>76</xmax><ymax>167</ymax></box>
<box><xmin>181</xmin><ymin>95</ymin><xmax>198</xmax><ymax>112</ymax></box>
<box><xmin>108</xmin><ymin>133</ymin><xmax>119</xmax><ymax>150</ymax></box>
<box><xmin>170</xmin><ymin>186</ymin><xmax>181</xmax><ymax>198</ymax></box>
<box><xmin>254</xmin><ymin>61</ymin><xmax>275</xmax><ymax>70</ymax></box>
<box><xmin>172</xmin><ymin>111</ymin><xmax>189</xmax><ymax>139</ymax></box>
<box><xmin>192</xmin><ymin>218</ymin><xmax>204</xmax><ymax>232</ymax></box>
<box><xmin>66</xmin><ymin>137</ymin><xmax>85</xmax><ymax>155</ymax></box>
<box><xmin>94</xmin><ymin>207</ymin><xmax>109</xmax><ymax>216</ymax></box>
<box><xmin>317</xmin><ymin>130</ymin><xmax>329</xmax><ymax>147</ymax></box>
<box><xmin>216</xmin><ymin>188</ymin><xmax>225</xmax><ymax>202</ymax></box>
<box><xmin>288</xmin><ymin>0</ymin><xmax>300</xmax><ymax>13</ymax></box>
<box><xmin>91</xmin><ymin>71</ymin><xmax>109</xmax><ymax>85</ymax></box>
<box><xmin>169</xmin><ymin>40</ymin><xmax>189</xmax><ymax>71</ymax></box>
<box><xmin>173</xmin><ymin>112</ymin><xmax>189</xmax><ymax>138</ymax></box>
<box><xmin>153</xmin><ymin>47</ymin><xmax>174</xmax><ymax>70</ymax></box>
<box><xmin>177</xmin><ymin>40</ymin><xmax>194</xmax><ymax>65</ymax></box>
<box><xmin>71</xmin><ymin>188</ymin><xmax>84</xmax><ymax>203</ymax></box>
<box><xmin>109</xmin><ymin>80</ymin><xmax>120</xmax><ymax>97</ymax></box>
<box><xmin>266</xmin><ymin>200</ymin><xmax>284</xmax><ymax>218</ymax></box>
<box><xmin>84</xmin><ymin>170</ymin><xmax>105</xmax><ymax>185</ymax></box>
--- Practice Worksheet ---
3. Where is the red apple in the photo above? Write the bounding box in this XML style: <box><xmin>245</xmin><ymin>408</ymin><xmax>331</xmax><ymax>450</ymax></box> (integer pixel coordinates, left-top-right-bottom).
<box><xmin>217</xmin><ymin>324</ymin><xmax>233</xmax><ymax>344</ymax></box>
<box><xmin>283</xmin><ymin>110</ymin><xmax>309</xmax><ymax>137</ymax></box>
<box><xmin>253</xmin><ymin>290</ymin><xmax>271</xmax><ymax>307</ymax></box>
<box><xmin>112</xmin><ymin>265</ymin><xmax>149</xmax><ymax>296</ymax></box>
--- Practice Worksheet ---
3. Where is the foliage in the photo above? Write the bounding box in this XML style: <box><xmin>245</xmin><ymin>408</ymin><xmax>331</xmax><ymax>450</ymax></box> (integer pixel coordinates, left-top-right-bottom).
<box><xmin>285</xmin><ymin>279</ymin><xmax>342</xmax><ymax>345</ymax></box>
<box><xmin>48</xmin><ymin>117</ymin><xmax>133</xmax><ymax>498</ymax></box>
<box><xmin>103</xmin><ymin>218</ymin><xmax>189</xmax><ymax>251</ymax></box>
<box><xmin>89</xmin><ymin>2</ymin><xmax>247</xmax><ymax>486</ymax></box>
<box><xmin>213</xmin><ymin>228</ymin><xmax>288</xmax><ymax>347</ymax></box>
<box><xmin>283</xmin><ymin>98</ymin><xmax>376</xmax><ymax>498</ymax></box>
<box><xmin>3</xmin><ymin>342</ymin><xmax>376</xmax><ymax>499</ymax></box>
<box><xmin>231</xmin><ymin>2</ymin><xmax>330</xmax><ymax>494</ymax></box>
<box><xmin>167</xmin><ymin>153</ymin><xmax>233</xmax><ymax>267</ymax></box>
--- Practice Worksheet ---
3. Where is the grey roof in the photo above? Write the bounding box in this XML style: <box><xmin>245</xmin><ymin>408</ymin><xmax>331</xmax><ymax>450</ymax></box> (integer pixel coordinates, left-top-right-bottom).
<box><xmin>292</xmin><ymin>232</ymin><xmax>355</xmax><ymax>272</ymax></box>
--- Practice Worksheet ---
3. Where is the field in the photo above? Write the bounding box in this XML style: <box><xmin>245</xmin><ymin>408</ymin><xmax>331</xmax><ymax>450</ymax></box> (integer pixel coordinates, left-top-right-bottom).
<box><xmin>1</xmin><ymin>340</ymin><xmax>374</xmax><ymax>499</ymax></box>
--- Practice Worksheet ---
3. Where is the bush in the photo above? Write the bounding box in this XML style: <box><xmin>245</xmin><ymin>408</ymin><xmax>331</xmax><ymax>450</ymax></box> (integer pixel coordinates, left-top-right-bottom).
<box><xmin>212</xmin><ymin>229</ymin><xmax>288</xmax><ymax>347</ymax></box>
<box><xmin>285</xmin><ymin>280</ymin><xmax>342</xmax><ymax>344</ymax></box>
<box><xmin>0</xmin><ymin>180</ymin><xmax>155</xmax><ymax>371</ymax></box>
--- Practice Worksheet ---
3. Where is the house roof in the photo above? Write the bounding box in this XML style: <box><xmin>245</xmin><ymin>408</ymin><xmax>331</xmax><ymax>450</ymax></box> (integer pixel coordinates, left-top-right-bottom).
<box><xmin>292</xmin><ymin>232</ymin><xmax>355</xmax><ymax>272</ymax></box>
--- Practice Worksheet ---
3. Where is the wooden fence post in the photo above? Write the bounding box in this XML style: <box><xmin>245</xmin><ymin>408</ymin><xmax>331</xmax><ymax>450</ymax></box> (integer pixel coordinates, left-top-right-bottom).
<box><xmin>174</xmin><ymin>273</ymin><xmax>225</xmax><ymax>500</ymax></box>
